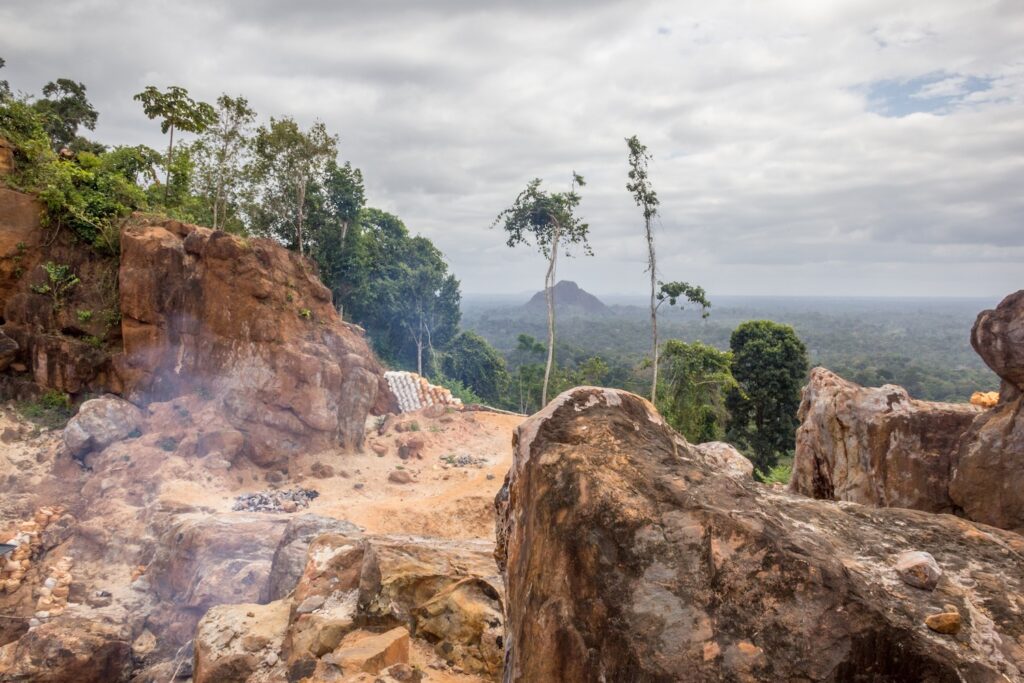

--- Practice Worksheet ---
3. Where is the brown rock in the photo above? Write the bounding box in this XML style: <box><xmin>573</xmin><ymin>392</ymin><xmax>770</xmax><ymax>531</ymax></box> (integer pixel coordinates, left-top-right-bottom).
<box><xmin>971</xmin><ymin>290</ymin><xmax>1024</xmax><ymax>393</ymax></box>
<box><xmin>894</xmin><ymin>551</ymin><xmax>942</xmax><ymax>590</ymax></box>
<box><xmin>196</xmin><ymin>428</ymin><xmax>247</xmax><ymax>461</ymax></box>
<box><xmin>327</xmin><ymin>627</ymin><xmax>410</xmax><ymax>675</ymax></box>
<box><xmin>388</xmin><ymin>470</ymin><xmax>413</xmax><ymax>484</ymax></box>
<box><xmin>114</xmin><ymin>221</ymin><xmax>396</xmax><ymax>464</ymax></box>
<box><xmin>495</xmin><ymin>387</ymin><xmax>1024</xmax><ymax>682</ymax></box>
<box><xmin>63</xmin><ymin>395</ymin><xmax>143</xmax><ymax>458</ymax></box>
<box><xmin>950</xmin><ymin>291</ymin><xmax>1024</xmax><ymax>532</ymax></box>
<box><xmin>790</xmin><ymin>367</ymin><xmax>979</xmax><ymax>512</ymax></box>
<box><xmin>193</xmin><ymin>600</ymin><xmax>290</xmax><ymax>683</ymax></box>
<box><xmin>0</xmin><ymin>617</ymin><xmax>131</xmax><ymax>682</ymax></box>
<box><xmin>147</xmin><ymin>513</ymin><xmax>289</xmax><ymax>646</ymax></box>
<box><xmin>0</xmin><ymin>329</ymin><xmax>18</xmax><ymax>371</ymax></box>
<box><xmin>693</xmin><ymin>441</ymin><xmax>753</xmax><ymax>479</ymax></box>
<box><xmin>925</xmin><ymin>611</ymin><xmax>962</xmax><ymax>635</ymax></box>
<box><xmin>397</xmin><ymin>436</ymin><xmax>424</xmax><ymax>460</ymax></box>
<box><xmin>414</xmin><ymin>578</ymin><xmax>504</xmax><ymax>676</ymax></box>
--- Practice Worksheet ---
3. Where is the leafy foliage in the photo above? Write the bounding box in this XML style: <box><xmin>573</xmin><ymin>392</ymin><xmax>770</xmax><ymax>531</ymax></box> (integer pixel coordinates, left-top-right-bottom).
<box><xmin>30</xmin><ymin>262</ymin><xmax>80</xmax><ymax>309</ymax></box>
<box><xmin>726</xmin><ymin>320</ymin><xmax>809</xmax><ymax>473</ymax></box>
<box><xmin>250</xmin><ymin>117</ymin><xmax>337</xmax><ymax>254</ymax></box>
<box><xmin>190</xmin><ymin>94</ymin><xmax>256</xmax><ymax>232</ymax></box>
<box><xmin>33</xmin><ymin>79</ymin><xmax>98</xmax><ymax>151</ymax></box>
<box><xmin>440</xmin><ymin>331</ymin><xmax>511</xmax><ymax>405</ymax></box>
<box><xmin>657</xmin><ymin>340</ymin><xmax>736</xmax><ymax>443</ymax></box>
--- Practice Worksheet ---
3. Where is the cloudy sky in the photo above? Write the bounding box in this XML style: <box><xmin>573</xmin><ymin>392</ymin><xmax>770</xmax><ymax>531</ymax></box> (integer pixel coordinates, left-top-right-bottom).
<box><xmin>3</xmin><ymin>0</ymin><xmax>1022</xmax><ymax>298</ymax></box>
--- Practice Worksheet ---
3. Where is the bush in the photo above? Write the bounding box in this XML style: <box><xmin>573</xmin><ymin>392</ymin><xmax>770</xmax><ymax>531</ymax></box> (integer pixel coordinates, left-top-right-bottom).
<box><xmin>0</xmin><ymin>96</ymin><xmax>149</xmax><ymax>253</ymax></box>
<box><xmin>18</xmin><ymin>389</ymin><xmax>72</xmax><ymax>429</ymax></box>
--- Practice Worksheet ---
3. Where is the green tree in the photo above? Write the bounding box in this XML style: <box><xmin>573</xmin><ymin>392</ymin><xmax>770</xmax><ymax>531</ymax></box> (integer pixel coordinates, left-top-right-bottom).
<box><xmin>133</xmin><ymin>85</ymin><xmax>216</xmax><ymax>203</ymax></box>
<box><xmin>493</xmin><ymin>173</ymin><xmax>591</xmax><ymax>405</ymax></box>
<box><xmin>337</xmin><ymin>209</ymin><xmax>461</xmax><ymax>371</ymax></box>
<box><xmin>191</xmin><ymin>94</ymin><xmax>255</xmax><ymax>231</ymax></box>
<box><xmin>33</xmin><ymin>79</ymin><xmax>98</xmax><ymax>151</ymax></box>
<box><xmin>510</xmin><ymin>334</ymin><xmax>546</xmax><ymax>413</ymax></box>
<box><xmin>251</xmin><ymin>117</ymin><xmax>337</xmax><ymax>255</ymax></box>
<box><xmin>441</xmin><ymin>331</ymin><xmax>511</xmax><ymax>405</ymax></box>
<box><xmin>658</xmin><ymin>340</ymin><xmax>736</xmax><ymax>444</ymax></box>
<box><xmin>726</xmin><ymin>320</ymin><xmax>809</xmax><ymax>474</ymax></box>
<box><xmin>625</xmin><ymin>135</ymin><xmax>663</xmax><ymax>402</ymax></box>
<box><xmin>394</xmin><ymin>254</ymin><xmax>461</xmax><ymax>375</ymax></box>
<box><xmin>324</xmin><ymin>160</ymin><xmax>365</xmax><ymax>247</ymax></box>
<box><xmin>0</xmin><ymin>57</ymin><xmax>9</xmax><ymax>100</ymax></box>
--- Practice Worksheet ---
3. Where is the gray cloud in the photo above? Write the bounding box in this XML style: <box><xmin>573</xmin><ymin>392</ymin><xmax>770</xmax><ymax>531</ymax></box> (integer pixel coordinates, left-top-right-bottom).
<box><xmin>2</xmin><ymin>0</ymin><xmax>1021</xmax><ymax>297</ymax></box>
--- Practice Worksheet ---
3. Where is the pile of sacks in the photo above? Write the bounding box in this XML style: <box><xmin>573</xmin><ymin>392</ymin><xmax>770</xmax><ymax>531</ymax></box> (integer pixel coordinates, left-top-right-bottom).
<box><xmin>33</xmin><ymin>555</ymin><xmax>73</xmax><ymax>620</ymax></box>
<box><xmin>384</xmin><ymin>371</ymin><xmax>462</xmax><ymax>413</ymax></box>
<box><xmin>1</xmin><ymin>506</ymin><xmax>65</xmax><ymax>594</ymax></box>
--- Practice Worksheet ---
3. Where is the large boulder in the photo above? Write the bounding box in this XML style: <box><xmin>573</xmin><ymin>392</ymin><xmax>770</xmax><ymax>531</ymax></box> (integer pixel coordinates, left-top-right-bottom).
<box><xmin>114</xmin><ymin>219</ymin><xmax>395</xmax><ymax>462</ymax></box>
<box><xmin>971</xmin><ymin>290</ymin><xmax>1024</xmax><ymax>396</ymax></box>
<box><xmin>63</xmin><ymin>395</ymin><xmax>143</xmax><ymax>457</ymax></box>
<box><xmin>193</xmin><ymin>600</ymin><xmax>291</xmax><ymax>683</ymax></box>
<box><xmin>790</xmin><ymin>368</ymin><xmax>980</xmax><ymax>513</ymax></box>
<box><xmin>950</xmin><ymin>290</ymin><xmax>1024</xmax><ymax>532</ymax></box>
<box><xmin>496</xmin><ymin>387</ymin><xmax>1024</xmax><ymax>681</ymax></box>
<box><xmin>147</xmin><ymin>513</ymin><xmax>291</xmax><ymax>647</ymax></box>
<box><xmin>264</xmin><ymin>513</ymin><xmax>363</xmax><ymax>602</ymax></box>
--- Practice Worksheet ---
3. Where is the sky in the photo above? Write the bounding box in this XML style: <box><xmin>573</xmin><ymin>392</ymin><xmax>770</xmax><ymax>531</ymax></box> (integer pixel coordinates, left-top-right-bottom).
<box><xmin>2</xmin><ymin>0</ymin><xmax>1022</xmax><ymax>298</ymax></box>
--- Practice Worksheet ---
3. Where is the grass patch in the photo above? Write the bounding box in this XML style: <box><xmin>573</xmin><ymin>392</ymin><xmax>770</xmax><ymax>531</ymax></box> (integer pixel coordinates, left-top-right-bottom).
<box><xmin>17</xmin><ymin>389</ymin><xmax>73</xmax><ymax>429</ymax></box>
<box><xmin>762</xmin><ymin>455</ymin><xmax>793</xmax><ymax>485</ymax></box>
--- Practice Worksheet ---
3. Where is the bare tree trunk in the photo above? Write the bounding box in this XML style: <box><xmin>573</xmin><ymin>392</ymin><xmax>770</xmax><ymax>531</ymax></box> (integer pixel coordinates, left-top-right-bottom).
<box><xmin>164</xmin><ymin>124</ymin><xmax>175</xmax><ymax>205</ymax></box>
<box><xmin>542</xmin><ymin>225</ymin><xmax>560</xmax><ymax>406</ymax></box>
<box><xmin>340</xmin><ymin>220</ymin><xmax>349</xmax><ymax>244</ymax></box>
<box><xmin>646</xmin><ymin>217</ymin><xmax>658</xmax><ymax>402</ymax></box>
<box><xmin>416</xmin><ymin>338</ymin><xmax>423</xmax><ymax>376</ymax></box>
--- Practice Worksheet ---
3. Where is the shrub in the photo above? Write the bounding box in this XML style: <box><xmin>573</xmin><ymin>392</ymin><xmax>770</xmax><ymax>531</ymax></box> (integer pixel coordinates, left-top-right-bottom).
<box><xmin>18</xmin><ymin>389</ymin><xmax>72</xmax><ymax>429</ymax></box>
<box><xmin>76</xmin><ymin>309</ymin><xmax>93</xmax><ymax>322</ymax></box>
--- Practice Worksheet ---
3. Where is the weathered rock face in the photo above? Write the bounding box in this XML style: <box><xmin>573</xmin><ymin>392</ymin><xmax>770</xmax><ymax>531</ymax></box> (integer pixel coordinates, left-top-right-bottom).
<box><xmin>147</xmin><ymin>513</ymin><xmax>291</xmax><ymax>647</ymax></box>
<box><xmin>496</xmin><ymin>387</ymin><xmax>1024</xmax><ymax>682</ymax></box>
<box><xmin>115</xmin><ymin>219</ymin><xmax>394</xmax><ymax>461</ymax></box>
<box><xmin>0</xmin><ymin>616</ymin><xmax>132</xmax><ymax>683</ymax></box>
<box><xmin>971</xmin><ymin>290</ymin><xmax>1024</xmax><ymax>396</ymax></box>
<box><xmin>790</xmin><ymin>368</ymin><xmax>980</xmax><ymax>513</ymax></box>
<box><xmin>949</xmin><ymin>290</ymin><xmax>1024</xmax><ymax>533</ymax></box>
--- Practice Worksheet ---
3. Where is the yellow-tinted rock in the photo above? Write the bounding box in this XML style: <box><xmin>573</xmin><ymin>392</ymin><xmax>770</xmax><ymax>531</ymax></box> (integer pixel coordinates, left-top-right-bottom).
<box><xmin>970</xmin><ymin>391</ymin><xmax>999</xmax><ymax>408</ymax></box>
<box><xmin>925</xmin><ymin>611</ymin><xmax>961</xmax><ymax>635</ymax></box>
<box><xmin>327</xmin><ymin>627</ymin><xmax>409</xmax><ymax>675</ymax></box>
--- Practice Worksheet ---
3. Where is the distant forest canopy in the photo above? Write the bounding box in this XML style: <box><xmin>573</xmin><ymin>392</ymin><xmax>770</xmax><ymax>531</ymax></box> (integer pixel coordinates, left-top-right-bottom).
<box><xmin>462</xmin><ymin>292</ymin><xmax>1000</xmax><ymax>405</ymax></box>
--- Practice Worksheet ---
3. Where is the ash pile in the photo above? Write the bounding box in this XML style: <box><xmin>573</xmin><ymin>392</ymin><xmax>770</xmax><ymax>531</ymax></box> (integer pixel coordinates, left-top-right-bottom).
<box><xmin>232</xmin><ymin>488</ymin><xmax>319</xmax><ymax>513</ymax></box>
<box><xmin>440</xmin><ymin>453</ymin><xmax>489</xmax><ymax>468</ymax></box>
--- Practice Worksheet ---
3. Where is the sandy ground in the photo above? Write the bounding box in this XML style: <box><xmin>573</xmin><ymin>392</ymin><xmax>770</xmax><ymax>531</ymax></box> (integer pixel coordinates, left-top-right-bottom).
<box><xmin>157</xmin><ymin>408</ymin><xmax>522</xmax><ymax>541</ymax></box>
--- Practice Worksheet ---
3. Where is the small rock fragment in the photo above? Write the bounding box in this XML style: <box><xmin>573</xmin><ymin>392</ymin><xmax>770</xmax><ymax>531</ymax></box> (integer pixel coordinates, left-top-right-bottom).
<box><xmin>895</xmin><ymin>551</ymin><xmax>942</xmax><ymax>590</ymax></box>
<box><xmin>388</xmin><ymin>470</ymin><xmax>413</xmax><ymax>484</ymax></box>
<box><xmin>925</xmin><ymin>611</ymin><xmax>961</xmax><ymax>635</ymax></box>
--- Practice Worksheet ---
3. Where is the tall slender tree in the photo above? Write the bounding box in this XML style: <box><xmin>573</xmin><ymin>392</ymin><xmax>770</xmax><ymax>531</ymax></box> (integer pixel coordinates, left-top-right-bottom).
<box><xmin>191</xmin><ymin>94</ymin><xmax>255</xmax><ymax>231</ymax></box>
<box><xmin>626</xmin><ymin>135</ymin><xmax>664</xmax><ymax>402</ymax></box>
<box><xmin>493</xmin><ymin>173</ymin><xmax>590</xmax><ymax>405</ymax></box>
<box><xmin>251</xmin><ymin>117</ymin><xmax>337</xmax><ymax>255</ymax></box>
<box><xmin>133</xmin><ymin>86</ymin><xmax>216</xmax><ymax>203</ymax></box>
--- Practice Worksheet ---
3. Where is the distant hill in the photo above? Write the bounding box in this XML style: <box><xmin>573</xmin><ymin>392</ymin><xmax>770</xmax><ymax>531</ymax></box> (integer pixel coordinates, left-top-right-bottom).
<box><xmin>524</xmin><ymin>281</ymin><xmax>611</xmax><ymax>317</ymax></box>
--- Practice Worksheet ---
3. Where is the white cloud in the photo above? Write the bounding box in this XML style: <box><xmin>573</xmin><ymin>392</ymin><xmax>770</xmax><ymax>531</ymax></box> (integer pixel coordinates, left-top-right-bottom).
<box><xmin>1</xmin><ymin>0</ymin><xmax>1021</xmax><ymax>297</ymax></box>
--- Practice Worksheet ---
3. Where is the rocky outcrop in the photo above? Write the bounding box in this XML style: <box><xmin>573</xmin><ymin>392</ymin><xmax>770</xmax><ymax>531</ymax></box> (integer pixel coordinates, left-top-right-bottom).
<box><xmin>115</xmin><ymin>219</ymin><xmax>394</xmax><ymax>462</ymax></box>
<box><xmin>0</xmin><ymin>616</ymin><xmax>132</xmax><ymax>682</ymax></box>
<box><xmin>949</xmin><ymin>291</ymin><xmax>1024</xmax><ymax>533</ymax></box>
<box><xmin>146</xmin><ymin>513</ymin><xmax>291</xmax><ymax>647</ymax></box>
<box><xmin>188</xmin><ymin>530</ymin><xmax>504</xmax><ymax>681</ymax></box>
<box><xmin>496</xmin><ymin>387</ymin><xmax>1024</xmax><ymax>681</ymax></box>
<box><xmin>790</xmin><ymin>368</ymin><xmax>980</xmax><ymax>512</ymax></box>
<box><xmin>63</xmin><ymin>395</ymin><xmax>142</xmax><ymax>457</ymax></box>
<box><xmin>971</xmin><ymin>290</ymin><xmax>1024</xmax><ymax>397</ymax></box>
